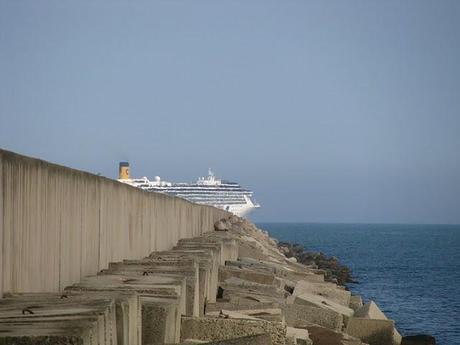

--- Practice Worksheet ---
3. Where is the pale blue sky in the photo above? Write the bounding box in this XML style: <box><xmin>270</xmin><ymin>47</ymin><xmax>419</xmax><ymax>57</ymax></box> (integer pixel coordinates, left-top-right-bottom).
<box><xmin>1</xmin><ymin>0</ymin><xmax>459</xmax><ymax>223</ymax></box>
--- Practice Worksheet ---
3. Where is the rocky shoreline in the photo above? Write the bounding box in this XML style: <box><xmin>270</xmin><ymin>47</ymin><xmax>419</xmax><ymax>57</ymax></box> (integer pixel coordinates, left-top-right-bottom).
<box><xmin>0</xmin><ymin>216</ymin><xmax>435</xmax><ymax>345</ymax></box>
<box><xmin>277</xmin><ymin>242</ymin><xmax>356</xmax><ymax>286</ymax></box>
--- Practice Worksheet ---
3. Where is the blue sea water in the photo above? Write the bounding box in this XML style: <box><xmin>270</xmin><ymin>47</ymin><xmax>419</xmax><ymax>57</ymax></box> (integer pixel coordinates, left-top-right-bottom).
<box><xmin>257</xmin><ymin>223</ymin><xmax>460</xmax><ymax>345</ymax></box>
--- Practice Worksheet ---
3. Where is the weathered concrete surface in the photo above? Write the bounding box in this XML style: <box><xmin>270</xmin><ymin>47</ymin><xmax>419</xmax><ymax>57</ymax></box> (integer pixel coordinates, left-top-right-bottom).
<box><xmin>0</xmin><ymin>149</ymin><xmax>229</xmax><ymax>295</ymax></box>
<box><xmin>182</xmin><ymin>334</ymin><xmax>272</xmax><ymax>345</ymax></box>
<box><xmin>149</xmin><ymin>249</ymin><xmax>218</xmax><ymax>304</ymax></box>
<box><xmin>346</xmin><ymin>318</ymin><xmax>396</xmax><ymax>345</ymax></box>
<box><xmin>206</xmin><ymin>308</ymin><xmax>284</xmax><ymax>323</ymax></box>
<box><xmin>286</xmin><ymin>327</ymin><xmax>312</xmax><ymax>345</ymax></box>
<box><xmin>349</xmin><ymin>301</ymin><xmax>402</xmax><ymax>345</ymax></box>
<box><xmin>104</xmin><ymin>260</ymin><xmax>199</xmax><ymax>316</ymax></box>
<box><xmin>181</xmin><ymin>316</ymin><xmax>286</xmax><ymax>345</ymax></box>
<box><xmin>291</xmin><ymin>292</ymin><xmax>354</xmax><ymax>324</ymax></box>
<box><xmin>219</xmin><ymin>266</ymin><xmax>276</xmax><ymax>286</ymax></box>
<box><xmin>0</xmin><ymin>296</ymin><xmax>117</xmax><ymax>345</ymax></box>
<box><xmin>1</xmin><ymin>292</ymin><xmax>141</xmax><ymax>345</ymax></box>
<box><xmin>349</xmin><ymin>295</ymin><xmax>364</xmax><ymax>311</ymax></box>
<box><xmin>283</xmin><ymin>303</ymin><xmax>344</xmax><ymax>331</ymax></box>
<box><xmin>306</xmin><ymin>325</ymin><xmax>366</xmax><ymax>345</ymax></box>
<box><xmin>292</xmin><ymin>280</ymin><xmax>351</xmax><ymax>307</ymax></box>
<box><xmin>65</xmin><ymin>274</ymin><xmax>184</xmax><ymax>345</ymax></box>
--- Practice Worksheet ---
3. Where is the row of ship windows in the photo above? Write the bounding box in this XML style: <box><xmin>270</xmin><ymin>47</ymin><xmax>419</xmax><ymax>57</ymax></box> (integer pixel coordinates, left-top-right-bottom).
<box><xmin>146</xmin><ymin>191</ymin><xmax>252</xmax><ymax>197</ymax></box>
<box><xmin>139</xmin><ymin>187</ymin><xmax>250</xmax><ymax>192</ymax></box>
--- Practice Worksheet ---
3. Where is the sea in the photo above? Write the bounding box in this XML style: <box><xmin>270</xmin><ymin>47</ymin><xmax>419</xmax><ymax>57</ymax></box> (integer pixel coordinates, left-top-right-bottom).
<box><xmin>257</xmin><ymin>223</ymin><xmax>460</xmax><ymax>345</ymax></box>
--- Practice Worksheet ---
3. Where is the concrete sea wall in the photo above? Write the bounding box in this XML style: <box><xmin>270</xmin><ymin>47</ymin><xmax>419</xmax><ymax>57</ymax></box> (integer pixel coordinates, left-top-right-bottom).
<box><xmin>0</xmin><ymin>149</ymin><xmax>229</xmax><ymax>295</ymax></box>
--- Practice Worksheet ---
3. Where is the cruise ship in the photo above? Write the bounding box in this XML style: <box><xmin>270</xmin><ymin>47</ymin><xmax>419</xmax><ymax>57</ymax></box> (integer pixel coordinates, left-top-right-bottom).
<box><xmin>117</xmin><ymin>162</ymin><xmax>260</xmax><ymax>217</ymax></box>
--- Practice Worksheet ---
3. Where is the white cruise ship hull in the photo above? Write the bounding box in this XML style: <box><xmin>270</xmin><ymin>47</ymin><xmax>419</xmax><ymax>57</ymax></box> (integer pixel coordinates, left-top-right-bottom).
<box><xmin>117</xmin><ymin>167</ymin><xmax>260</xmax><ymax>218</ymax></box>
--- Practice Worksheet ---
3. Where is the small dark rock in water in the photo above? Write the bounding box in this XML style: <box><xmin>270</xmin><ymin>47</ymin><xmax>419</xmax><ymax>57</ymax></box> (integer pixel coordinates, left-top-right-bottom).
<box><xmin>401</xmin><ymin>335</ymin><xmax>436</xmax><ymax>345</ymax></box>
<box><xmin>278</xmin><ymin>241</ymin><xmax>356</xmax><ymax>286</ymax></box>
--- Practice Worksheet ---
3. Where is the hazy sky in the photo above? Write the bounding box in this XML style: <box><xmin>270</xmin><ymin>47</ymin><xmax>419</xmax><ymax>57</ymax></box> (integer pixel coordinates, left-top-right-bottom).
<box><xmin>1</xmin><ymin>0</ymin><xmax>459</xmax><ymax>223</ymax></box>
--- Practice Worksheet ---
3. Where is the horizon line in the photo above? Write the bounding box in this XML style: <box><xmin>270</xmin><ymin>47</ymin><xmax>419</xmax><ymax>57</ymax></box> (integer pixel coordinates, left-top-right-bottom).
<box><xmin>253</xmin><ymin>220</ymin><xmax>460</xmax><ymax>226</ymax></box>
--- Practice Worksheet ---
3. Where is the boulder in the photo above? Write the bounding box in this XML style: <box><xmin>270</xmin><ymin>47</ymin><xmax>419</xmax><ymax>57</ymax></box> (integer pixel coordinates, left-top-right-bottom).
<box><xmin>215</xmin><ymin>219</ymin><xmax>230</xmax><ymax>231</ymax></box>
<box><xmin>401</xmin><ymin>335</ymin><xmax>436</xmax><ymax>345</ymax></box>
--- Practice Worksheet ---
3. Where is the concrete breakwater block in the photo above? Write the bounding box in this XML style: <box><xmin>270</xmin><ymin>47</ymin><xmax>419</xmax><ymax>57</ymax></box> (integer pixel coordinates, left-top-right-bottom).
<box><xmin>90</xmin><ymin>274</ymin><xmax>187</xmax><ymax>317</ymax></box>
<box><xmin>172</xmin><ymin>244</ymin><xmax>221</xmax><ymax>295</ymax></box>
<box><xmin>184</xmin><ymin>333</ymin><xmax>272</xmax><ymax>345</ymax></box>
<box><xmin>226</xmin><ymin>257</ymin><xmax>275</xmax><ymax>272</ymax></box>
<box><xmin>1</xmin><ymin>292</ymin><xmax>140</xmax><ymax>345</ymax></box>
<box><xmin>221</xmin><ymin>277</ymin><xmax>285</xmax><ymax>296</ymax></box>
<box><xmin>206</xmin><ymin>302</ymin><xmax>280</xmax><ymax>314</ymax></box>
<box><xmin>292</xmin><ymin>280</ymin><xmax>351</xmax><ymax>307</ymax></box>
<box><xmin>105</xmin><ymin>260</ymin><xmax>199</xmax><ymax>316</ymax></box>
<box><xmin>203</xmin><ymin>236</ymin><xmax>239</xmax><ymax>262</ymax></box>
<box><xmin>149</xmin><ymin>249</ymin><xmax>219</xmax><ymax>303</ymax></box>
<box><xmin>228</xmin><ymin>258</ymin><xmax>324</xmax><ymax>284</ymax></box>
<box><xmin>283</xmin><ymin>303</ymin><xmax>344</xmax><ymax>332</ymax></box>
<box><xmin>177</xmin><ymin>237</ymin><xmax>239</xmax><ymax>263</ymax></box>
<box><xmin>354</xmin><ymin>301</ymin><xmax>390</xmax><ymax>320</ymax></box>
<box><xmin>292</xmin><ymin>292</ymin><xmax>354</xmax><ymax>325</ymax></box>
<box><xmin>220</xmin><ymin>283</ymin><xmax>287</xmax><ymax>306</ymax></box>
<box><xmin>219</xmin><ymin>266</ymin><xmax>276</xmax><ymax>286</ymax></box>
<box><xmin>349</xmin><ymin>295</ymin><xmax>364</xmax><ymax>311</ymax></box>
<box><xmin>173</xmin><ymin>242</ymin><xmax>222</xmax><ymax>265</ymax></box>
<box><xmin>348</xmin><ymin>301</ymin><xmax>402</xmax><ymax>345</ymax></box>
<box><xmin>206</xmin><ymin>308</ymin><xmax>284</xmax><ymax>323</ymax></box>
<box><xmin>127</xmin><ymin>255</ymin><xmax>212</xmax><ymax>310</ymax></box>
<box><xmin>180</xmin><ymin>316</ymin><xmax>286</xmax><ymax>345</ymax></box>
<box><xmin>0</xmin><ymin>296</ymin><xmax>117</xmax><ymax>345</ymax></box>
<box><xmin>65</xmin><ymin>274</ymin><xmax>183</xmax><ymax>345</ymax></box>
<box><xmin>286</xmin><ymin>327</ymin><xmax>313</xmax><ymax>345</ymax></box>
<box><xmin>306</xmin><ymin>324</ymin><xmax>366</xmax><ymax>345</ymax></box>
<box><xmin>346</xmin><ymin>318</ymin><xmax>397</xmax><ymax>345</ymax></box>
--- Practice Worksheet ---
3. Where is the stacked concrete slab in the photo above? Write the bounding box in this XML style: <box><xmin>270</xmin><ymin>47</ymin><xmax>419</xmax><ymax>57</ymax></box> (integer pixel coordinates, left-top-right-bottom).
<box><xmin>197</xmin><ymin>216</ymin><xmax>379</xmax><ymax>345</ymax></box>
<box><xmin>0</xmin><ymin>294</ymin><xmax>118</xmax><ymax>345</ymax></box>
<box><xmin>0</xmin><ymin>211</ymin><xmax>404</xmax><ymax>345</ymax></box>
<box><xmin>66</xmin><ymin>274</ymin><xmax>186</xmax><ymax>345</ymax></box>
<box><xmin>1</xmin><ymin>291</ymin><xmax>141</xmax><ymax>345</ymax></box>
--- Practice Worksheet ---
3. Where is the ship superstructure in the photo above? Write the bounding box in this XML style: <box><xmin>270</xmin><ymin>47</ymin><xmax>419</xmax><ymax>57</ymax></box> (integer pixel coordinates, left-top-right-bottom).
<box><xmin>117</xmin><ymin>163</ymin><xmax>260</xmax><ymax>217</ymax></box>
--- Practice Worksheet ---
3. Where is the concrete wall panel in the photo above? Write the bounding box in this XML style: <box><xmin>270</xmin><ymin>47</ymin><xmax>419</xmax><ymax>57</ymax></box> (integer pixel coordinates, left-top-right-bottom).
<box><xmin>0</xmin><ymin>149</ymin><xmax>229</xmax><ymax>294</ymax></box>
